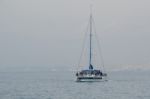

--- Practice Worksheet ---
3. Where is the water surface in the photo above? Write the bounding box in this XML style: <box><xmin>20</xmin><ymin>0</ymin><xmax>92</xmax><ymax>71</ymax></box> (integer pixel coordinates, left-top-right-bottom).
<box><xmin>0</xmin><ymin>71</ymin><xmax>149</xmax><ymax>99</ymax></box>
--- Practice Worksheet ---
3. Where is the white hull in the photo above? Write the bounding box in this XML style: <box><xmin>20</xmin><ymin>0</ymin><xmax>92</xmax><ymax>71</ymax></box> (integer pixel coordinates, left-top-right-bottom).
<box><xmin>76</xmin><ymin>76</ymin><xmax>107</xmax><ymax>82</ymax></box>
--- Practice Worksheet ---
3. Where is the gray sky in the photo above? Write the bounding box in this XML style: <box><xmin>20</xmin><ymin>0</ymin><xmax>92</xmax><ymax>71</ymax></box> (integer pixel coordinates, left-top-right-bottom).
<box><xmin>0</xmin><ymin>0</ymin><xmax>150</xmax><ymax>71</ymax></box>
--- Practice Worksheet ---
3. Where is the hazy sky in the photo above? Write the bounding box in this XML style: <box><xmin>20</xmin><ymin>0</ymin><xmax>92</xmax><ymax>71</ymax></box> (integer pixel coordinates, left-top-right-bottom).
<box><xmin>0</xmin><ymin>0</ymin><xmax>150</xmax><ymax>71</ymax></box>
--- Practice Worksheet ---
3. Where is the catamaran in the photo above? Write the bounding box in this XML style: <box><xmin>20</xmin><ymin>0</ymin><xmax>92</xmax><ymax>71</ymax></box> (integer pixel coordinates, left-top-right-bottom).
<box><xmin>76</xmin><ymin>7</ymin><xmax>107</xmax><ymax>82</ymax></box>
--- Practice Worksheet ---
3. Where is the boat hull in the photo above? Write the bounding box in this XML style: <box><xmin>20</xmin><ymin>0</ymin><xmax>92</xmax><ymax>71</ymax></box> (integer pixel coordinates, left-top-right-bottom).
<box><xmin>76</xmin><ymin>76</ymin><xmax>107</xmax><ymax>82</ymax></box>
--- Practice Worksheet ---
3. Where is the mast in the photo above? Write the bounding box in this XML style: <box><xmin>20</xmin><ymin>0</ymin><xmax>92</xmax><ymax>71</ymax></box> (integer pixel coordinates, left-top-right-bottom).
<box><xmin>89</xmin><ymin>6</ymin><xmax>92</xmax><ymax>69</ymax></box>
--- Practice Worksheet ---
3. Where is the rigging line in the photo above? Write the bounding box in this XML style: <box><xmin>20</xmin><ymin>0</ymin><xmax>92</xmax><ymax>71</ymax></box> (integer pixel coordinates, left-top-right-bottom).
<box><xmin>77</xmin><ymin>18</ymin><xmax>90</xmax><ymax>71</ymax></box>
<box><xmin>92</xmin><ymin>16</ymin><xmax>107</xmax><ymax>73</ymax></box>
<box><xmin>91</xmin><ymin>19</ymin><xmax>101</xmax><ymax>66</ymax></box>
<box><xmin>93</xmin><ymin>21</ymin><xmax>106</xmax><ymax>73</ymax></box>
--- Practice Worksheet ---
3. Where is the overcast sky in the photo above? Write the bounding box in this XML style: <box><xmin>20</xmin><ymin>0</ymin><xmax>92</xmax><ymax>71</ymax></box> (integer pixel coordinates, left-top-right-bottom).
<box><xmin>0</xmin><ymin>0</ymin><xmax>150</xmax><ymax>71</ymax></box>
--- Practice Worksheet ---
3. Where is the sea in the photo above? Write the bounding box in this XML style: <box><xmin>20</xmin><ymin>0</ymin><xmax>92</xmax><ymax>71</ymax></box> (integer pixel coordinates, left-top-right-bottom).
<box><xmin>0</xmin><ymin>70</ymin><xmax>150</xmax><ymax>99</ymax></box>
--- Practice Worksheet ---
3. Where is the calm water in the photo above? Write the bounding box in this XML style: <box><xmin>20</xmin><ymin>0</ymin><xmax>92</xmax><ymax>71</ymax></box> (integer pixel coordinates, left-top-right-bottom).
<box><xmin>0</xmin><ymin>71</ymin><xmax>150</xmax><ymax>99</ymax></box>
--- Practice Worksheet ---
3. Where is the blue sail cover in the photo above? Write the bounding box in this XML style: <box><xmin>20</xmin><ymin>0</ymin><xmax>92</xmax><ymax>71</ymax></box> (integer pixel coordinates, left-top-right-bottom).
<box><xmin>89</xmin><ymin>64</ymin><xmax>93</xmax><ymax>70</ymax></box>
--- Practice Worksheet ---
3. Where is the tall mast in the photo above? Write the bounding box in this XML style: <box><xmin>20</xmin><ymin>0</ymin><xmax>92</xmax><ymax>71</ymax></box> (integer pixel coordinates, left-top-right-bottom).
<box><xmin>89</xmin><ymin>6</ymin><xmax>92</xmax><ymax>68</ymax></box>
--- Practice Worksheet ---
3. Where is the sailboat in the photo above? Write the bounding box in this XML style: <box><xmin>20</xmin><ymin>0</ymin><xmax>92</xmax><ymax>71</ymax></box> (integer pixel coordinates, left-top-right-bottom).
<box><xmin>76</xmin><ymin>7</ymin><xmax>107</xmax><ymax>82</ymax></box>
